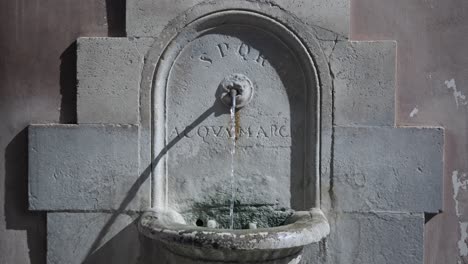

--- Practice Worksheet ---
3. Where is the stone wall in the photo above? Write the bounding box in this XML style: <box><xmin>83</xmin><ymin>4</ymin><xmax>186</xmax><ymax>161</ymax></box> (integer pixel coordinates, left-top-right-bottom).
<box><xmin>1</xmin><ymin>0</ymin><xmax>461</xmax><ymax>263</ymax></box>
<box><xmin>26</xmin><ymin>1</ymin><xmax>443</xmax><ymax>263</ymax></box>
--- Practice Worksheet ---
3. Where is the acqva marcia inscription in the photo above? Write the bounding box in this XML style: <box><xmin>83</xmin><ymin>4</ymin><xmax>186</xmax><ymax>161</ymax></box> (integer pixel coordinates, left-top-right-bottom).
<box><xmin>169</xmin><ymin>124</ymin><xmax>290</xmax><ymax>140</ymax></box>
<box><xmin>199</xmin><ymin>42</ymin><xmax>267</xmax><ymax>67</ymax></box>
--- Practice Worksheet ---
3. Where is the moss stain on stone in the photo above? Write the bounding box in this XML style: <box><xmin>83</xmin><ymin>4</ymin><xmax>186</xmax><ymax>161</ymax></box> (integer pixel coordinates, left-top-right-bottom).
<box><xmin>235</xmin><ymin>111</ymin><xmax>241</xmax><ymax>141</ymax></box>
<box><xmin>183</xmin><ymin>203</ymin><xmax>293</xmax><ymax>230</ymax></box>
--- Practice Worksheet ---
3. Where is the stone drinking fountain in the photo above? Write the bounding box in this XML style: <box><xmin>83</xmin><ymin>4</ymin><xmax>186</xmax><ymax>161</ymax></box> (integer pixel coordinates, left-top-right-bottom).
<box><xmin>27</xmin><ymin>1</ymin><xmax>444</xmax><ymax>263</ymax></box>
<box><xmin>137</xmin><ymin>3</ymin><xmax>331</xmax><ymax>262</ymax></box>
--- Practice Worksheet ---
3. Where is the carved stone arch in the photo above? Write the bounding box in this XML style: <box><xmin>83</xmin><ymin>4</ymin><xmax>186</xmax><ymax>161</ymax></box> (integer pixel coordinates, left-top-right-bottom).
<box><xmin>139</xmin><ymin>1</ymin><xmax>332</xmax><ymax>215</ymax></box>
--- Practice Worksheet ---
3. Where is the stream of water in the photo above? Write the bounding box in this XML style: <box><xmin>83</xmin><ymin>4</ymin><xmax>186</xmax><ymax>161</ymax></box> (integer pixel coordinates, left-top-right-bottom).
<box><xmin>229</xmin><ymin>90</ymin><xmax>237</xmax><ymax>229</ymax></box>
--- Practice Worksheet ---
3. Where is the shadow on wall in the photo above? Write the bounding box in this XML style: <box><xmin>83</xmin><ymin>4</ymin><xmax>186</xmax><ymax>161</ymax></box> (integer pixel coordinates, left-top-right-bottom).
<box><xmin>60</xmin><ymin>42</ymin><xmax>78</xmax><ymax>124</ymax></box>
<box><xmin>4</xmin><ymin>128</ymin><xmax>47</xmax><ymax>264</ymax></box>
<box><xmin>83</xmin><ymin>105</ymin><xmax>225</xmax><ymax>263</ymax></box>
<box><xmin>59</xmin><ymin>0</ymin><xmax>126</xmax><ymax>124</ymax></box>
<box><xmin>105</xmin><ymin>0</ymin><xmax>126</xmax><ymax>37</ymax></box>
<box><xmin>4</xmin><ymin>1</ymin><xmax>127</xmax><ymax>263</ymax></box>
<box><xmin>80</xmin><ymin>85</ymin><xmax>310</xmax><ymax>262</ymax></box>
<box><xmin>3</xmin><ymin>36</ymin><xmax>81</xmax><ymax>264</ymax></box>
<box><xmin>82</xmin><ymin>221</ymin><xmax>226</xmax><ymax>264</ymax></box>
<box><xmin>83</xmin><ymin>220</ymin><xmax>142</xmax><ymax>264</ymax></box>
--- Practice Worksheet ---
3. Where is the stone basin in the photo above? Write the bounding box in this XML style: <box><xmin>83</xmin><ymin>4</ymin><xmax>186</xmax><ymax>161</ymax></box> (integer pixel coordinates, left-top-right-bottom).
<box><xmin>138</xmin><ymin>207</ymin><xmax>330</xmax><ymax>262</ymax></box>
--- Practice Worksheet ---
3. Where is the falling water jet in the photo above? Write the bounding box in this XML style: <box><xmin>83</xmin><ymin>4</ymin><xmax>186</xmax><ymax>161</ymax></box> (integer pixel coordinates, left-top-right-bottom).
<box><xmin>229</xmin><ymin>89</ymin><xmax>237</xmax><ymax>229</ymax></box>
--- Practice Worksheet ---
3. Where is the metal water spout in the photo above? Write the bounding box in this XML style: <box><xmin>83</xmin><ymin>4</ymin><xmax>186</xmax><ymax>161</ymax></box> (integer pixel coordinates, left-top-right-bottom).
<box><xmin>219</xmin><ymin>73</ymin><xmax>254</xmax><ymax>109</ymax></box>
<box><xmin>230</xmin><ymin>88</ymin><xmax>238</xmax><ymax>109</ymax></box>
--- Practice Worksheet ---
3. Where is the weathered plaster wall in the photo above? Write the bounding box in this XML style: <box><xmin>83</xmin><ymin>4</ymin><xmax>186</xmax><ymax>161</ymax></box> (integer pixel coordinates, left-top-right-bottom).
<box><xmin>0</xmin><ymin>0</ymin><xmax>465</xmax><ymax>263</ymax></box>
<box><xmin>0</xmin><ymin>1</ymin><xmax>124</xmax><ymax>263</ymax></box>
<box><xmin>352</xmin><ymin>1</ymin><xmax>468</xmax><ymax>263</ymax></box>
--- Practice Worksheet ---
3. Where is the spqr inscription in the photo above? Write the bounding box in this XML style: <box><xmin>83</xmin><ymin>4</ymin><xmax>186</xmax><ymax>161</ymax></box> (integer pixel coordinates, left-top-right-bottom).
<box><xmin>198</xmin><ymin>42</ymin><xmax>267</xmax><ymax>67</ymax></box>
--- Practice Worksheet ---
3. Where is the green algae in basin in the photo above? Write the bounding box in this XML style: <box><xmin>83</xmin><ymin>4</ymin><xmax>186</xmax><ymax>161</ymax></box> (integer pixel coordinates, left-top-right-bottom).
<box><xmin>183</xmin><ymin>204</ymin><xmax>294</xmax><ymax>230</ymax></box>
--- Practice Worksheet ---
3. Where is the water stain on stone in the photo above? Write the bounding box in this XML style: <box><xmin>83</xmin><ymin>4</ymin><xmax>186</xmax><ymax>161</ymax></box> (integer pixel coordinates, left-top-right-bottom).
<box><xmin>235</xmin><ymin>111</ymin><xmax>241</xmax><ymax>141</ymax></box>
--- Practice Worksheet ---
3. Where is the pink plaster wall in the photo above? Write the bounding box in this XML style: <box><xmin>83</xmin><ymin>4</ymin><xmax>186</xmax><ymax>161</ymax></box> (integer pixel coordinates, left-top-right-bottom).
<box><xmin>0</xmin><ymin>1</ymin><xmax>122</xmax><ymax>263</ymax></box>
<box><xmin>352</xmin><ymin>0</ymin><xmax>468</xmax><ymax>263</ymax></box>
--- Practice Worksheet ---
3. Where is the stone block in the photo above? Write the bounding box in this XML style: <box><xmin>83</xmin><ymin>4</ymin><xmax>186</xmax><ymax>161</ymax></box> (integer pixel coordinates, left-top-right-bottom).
<box><xmin>126</xmin><ymin>0</ymin><xmax>349</xmax><ymax>37</ymax></box>
<box><xmin>302</xmin><ymin>212</ymin><xmax>424</xmax><ymax>264</ymax></box>
<box><xmin>29</xmin><ymin>124</ymin><xmax>149</xmax><ymax>211</ymax></box>
<box><xmin>77</xmin><ymin>37</ymin><xmax>153</xmax><ymax>124</ymax></box>
<box><xmin>331</xmin><ymin>41</ymin><xmax>396</xmax><ymax>126</ymax></box>
<box><xmin>333</xmin><ymin>126</ymin><xmax>443</xmax><ymax>213</ymax></box>
<box><xmin>47</xmin><ymin>213</ymin><xmax>140</xmax><ymax>264</ymax></box>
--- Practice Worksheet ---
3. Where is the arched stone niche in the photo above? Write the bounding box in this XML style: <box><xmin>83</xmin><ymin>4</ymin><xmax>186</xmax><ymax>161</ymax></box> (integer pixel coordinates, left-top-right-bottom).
<box><xmin>139</xmin><ymin>1</ymin><xmax>332</xmax><ymax>228</ymax></box>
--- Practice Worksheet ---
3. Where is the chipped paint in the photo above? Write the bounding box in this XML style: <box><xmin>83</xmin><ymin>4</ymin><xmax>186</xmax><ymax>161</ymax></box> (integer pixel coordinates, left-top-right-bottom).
<box><xmin>445</xmin><ymin>79</ymin><xmax>467</xmax><ymax>108</ymax></box>
<box><xmin>451</xmin><ymin>170</ymin><xmax>468</xmax><ymax>258</ymax></box>
<box><xmin>452</xmin><ymin>170</ymin><xmax>468</xmax><ymax>217</ymax></box>
<box><xmin>459</xmin><ymin>223</ymin><xmax>468</xmax><ymax>257</ymax></box>
<box><xmin>409</xmin><ymin>107</ymin><xmax>419</xmax><ymax>117</ymax></box>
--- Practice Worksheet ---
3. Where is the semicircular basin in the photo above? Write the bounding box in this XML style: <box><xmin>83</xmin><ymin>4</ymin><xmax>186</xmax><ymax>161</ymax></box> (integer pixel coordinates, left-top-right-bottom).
<box><xmin>139</xmin><ymin>208</ymin><xmax>330</xmax><ymax>262</ymax></box>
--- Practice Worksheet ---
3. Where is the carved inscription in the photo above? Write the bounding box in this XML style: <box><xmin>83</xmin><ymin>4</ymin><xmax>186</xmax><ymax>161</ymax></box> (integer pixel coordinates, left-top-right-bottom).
<box><xmin>256</xmin><ymin>54</ymin><xmax>266</xmax><ymax>66</ymax></box>
<box><xmin>238</xmin><ymin>43</ymin><xmax>251</xmax><ymax>60</ymax></box>
<box><xmin>169</xmin><ymin>124</ymin><xmax>290</xmax><ymax>140</ymax></box>
<box><xmin>198</xmin><ymin>42</ymin><xmax>267</xmax><ymax>67</ymax></box>
<box><xmin>216</xmin><ymin>43</ymin><xmax>229</xmax><ymax>58</ymax></box>
<box><xmin>199</xmin><ymin>53</ymin><xmax>212</xmax><ymax>65</ymax></box>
